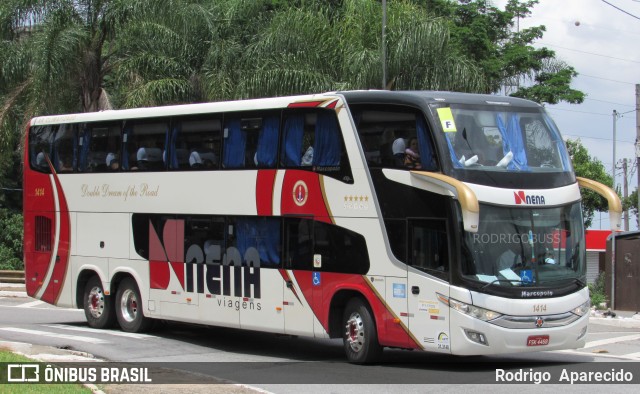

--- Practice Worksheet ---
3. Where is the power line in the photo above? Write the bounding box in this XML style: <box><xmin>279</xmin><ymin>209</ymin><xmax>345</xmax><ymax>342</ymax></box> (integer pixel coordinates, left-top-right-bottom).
<box><xmin>580</xmin><ymin>73</ymin><xmax>638</xmax><ymax>85</ymax></box>
<box><xmin>565</xmin><ymin>134</ymin><xmax>637</xmax><ymax>144</ymax></box>
<box><xmin>601</xmin><ymin>0</ymin><xmax>640</xmax><ymax>20</ymax></box>
<box><xmin>540</xmin><ymin>42</ymin><xmax>640</xmax><ymax>64</ymax></box>
<box><xmin>585</xmin><ymin>97</ymin><xmax>636</xmax><ymax>107</ymax></box>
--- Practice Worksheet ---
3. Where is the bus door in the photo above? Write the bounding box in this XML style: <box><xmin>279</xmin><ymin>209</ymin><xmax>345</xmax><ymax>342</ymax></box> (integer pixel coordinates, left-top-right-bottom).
<box><xmin>406</xmin><ymin>219</ymin><xmax>452</xmax><ymax>353</ymax></box>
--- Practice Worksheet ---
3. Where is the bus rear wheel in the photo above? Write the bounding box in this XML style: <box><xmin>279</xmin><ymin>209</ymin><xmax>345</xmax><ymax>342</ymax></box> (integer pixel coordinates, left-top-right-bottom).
<box><xmin>115</xmin><ymin>277</ymin><xmax>152</xmax><ymax>333</ymax></box>
<box><xmin>83</xmin><ymin>276</ymin><xmax>116</xmax><ymax>329</ymax></box>
<box><xmin>342</xmin><ymin>298</ymin><xmax>382</xmax><ymax>363</ymax></box>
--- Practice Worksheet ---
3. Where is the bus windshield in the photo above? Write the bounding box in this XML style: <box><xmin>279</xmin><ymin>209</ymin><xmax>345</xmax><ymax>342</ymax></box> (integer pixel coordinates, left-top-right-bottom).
<box><xmin>434</xmin><ymin>104</ymin><xmax>572</xmax><ymax>173</ymax></box>
<box><xmin>460</xmin><ymin>202</ymin><xmax>585</xmax><ymax>288</ymax></box>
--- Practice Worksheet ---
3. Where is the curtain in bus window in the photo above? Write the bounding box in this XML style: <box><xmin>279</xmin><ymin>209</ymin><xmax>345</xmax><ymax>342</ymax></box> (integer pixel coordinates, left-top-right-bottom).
<box><xmin>236</xmin><ymin>218</ymin><xmax>280</xmax><ymax>266</ymax></box>
<box><xmin>169</xmin><ymin>124</ymin><xmax>180</xmax><ymax>168</ymax></box>
<box><xmin>416</xmin><ymin>116</ymin><xmax>436</xmax><ymax>171</ymax></box>
<box><xmin>223</xmin><ymin>118</ymin><xmax>246</xmax><ymax>168</ymax></box>
<box><xmin>445</xmin><ymin>133</ymin><xmax>462</xmax><ymax>168</ymax></box>
<box><xmin>79</xmin><ymin>127</ymin><xmax>91</xmax><ymax>172</ymax></box>
<box><xmin>256</xmin><ymin>116</ymin><xmax>279</xmax><ymax>167</ymax></box>
<box><xmin>282</xmin><ymin>114</ymin><xmax>305</xmax><ymax>166</ymax></box>
<box><xmin>313</xmin><ymin>111</ymin><xmax>341</xmax><ymax>166</ymax></box>
<box><xmin>496</xmin><ymin>113</ymin><xmax>528</xmax><ymax>170</ymax></box>
<box><xmin>542</xmin><ymin>114</ymin><xmax>571</xmax><ymax>171</ymax></box>
<box><xmin>121</xmin><ymin>123</ymin><xmax>132</xmax><ymax>170</ymax></box>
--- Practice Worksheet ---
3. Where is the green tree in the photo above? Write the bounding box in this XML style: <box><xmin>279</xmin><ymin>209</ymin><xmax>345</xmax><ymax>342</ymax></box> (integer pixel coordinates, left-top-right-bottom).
<box><xmin>0</xmin><ymin>208</ymin><xmax>23</xmax><ymax>270</ymax></box>
<box><xmin>0</xmin><ymin>0</ymin><xmax>215</xmax><ymax>144</ymax></box>
<box><xmin>423</xmin><ymin>0</ymin><xmax>584</xmax><ymax>104</ymax></box>
<box><xmin>626</xmin><ymin>188</ymin><xmax>638</xmax><ymax>229</ymax></box>
<box><xmin>202</xmin><ymin>0</ymin><xmax>486</xmax><ymax>100</ymax></box>
<box><xmin>566</xmin><ymin>139</ymin><xmax>614</xmax><ymax>228</ymax></box>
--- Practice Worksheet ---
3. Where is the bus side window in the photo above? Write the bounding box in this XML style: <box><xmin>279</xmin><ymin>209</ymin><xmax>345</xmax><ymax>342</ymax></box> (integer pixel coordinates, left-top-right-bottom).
<box><xmin>409</xmin><ymin>219</ymin><xmax>449</xmax><ymax>280</ymax></box>
<box><xmin>222</xmin><ymin>118</ymin><xmax>246</xmax><ymax>169</ymax></box>
<box><xmin>79</xmin><ymin>123</ymin><xmax>121</xmax><ymax>172</ymax></box>
<box><xmin>53</xmin><ymin>124</ymin><xmax>76</xmax><ymax>173</ymax></box>
<box><xmin>312</xmin><ymin>221</ymin><xmax>370</xmax><ymax>274</ymax></box>
<box><xmin>125</xmin><ymin>120</ymin><xmax>167</xmax><ymax>171</ymax></box>
<box><xmin>171</xmin><ymin>117</ymin><xmax>221</xmax><ymax>170</ymax></box>
<box><xmin>231</xmin><ymin>217</ymin><xmax>281</xmax><ymax>268</ymax></box>
<box><xmin>281</xmin><ymin>109</ymin><xmax>352</xmax><ymax>183</ymax></box>
<box><xmin>284</xmin><ymin>218</ymin><xmax>314</xmax><ymax>270</ymax></box>
<box><xmin>29</xmin><ymin>125</ymin><xmax>57</xmax><ymax>173</ymax></box>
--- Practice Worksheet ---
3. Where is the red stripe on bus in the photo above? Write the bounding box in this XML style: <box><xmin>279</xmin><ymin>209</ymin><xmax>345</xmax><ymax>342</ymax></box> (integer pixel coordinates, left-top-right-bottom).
<box><xmin>280</xmin><ymin>170</ymin><xmax>332</xmax><ymax>223</ymax></box>
<box><xmin>42</xmin><ymin>160</ymin><xmax>71</xmax><ymax>305</ymax></box>
<box><xmin>291</xmin><ymin>271</ymin><xmax>421</xmax><ymax>349</ymax></box>
<box><xmin>256</xmin><ymin>170</ymin><xmax>277</xmax><ymax>216</ymax></box>
<box><xmin>287</xmin><ymin>100</ymin><xmax>325</xmax><ymax>108</ymax></box>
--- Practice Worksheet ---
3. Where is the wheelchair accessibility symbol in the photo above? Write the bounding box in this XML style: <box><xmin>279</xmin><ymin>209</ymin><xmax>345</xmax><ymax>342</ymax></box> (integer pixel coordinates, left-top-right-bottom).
<box><xmin>312</xmin><ymin>272</ymin><xmax>321</xmax><ymax>286</ymax></box>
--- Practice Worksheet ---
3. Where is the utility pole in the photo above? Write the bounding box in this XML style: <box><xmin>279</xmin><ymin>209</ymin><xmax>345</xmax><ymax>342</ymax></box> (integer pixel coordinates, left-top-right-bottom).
<box><xmin>622</xmin><ymin>158</ymin><xmax>629</xmax><ymax>231</ymax></box>
<box><xmin>381</xmin><ymin>0</ymin><xmax>387</xmax><ymax>90</ymax></box>
<box><xmin>636</xmin><ymin>84</ymin><xmax>640</xmax><ymax>230</ymax></box>
<box><xmin>613</xmin><ymin>110</ymin><xmax>618</xmax><ymax>190</ymax></box>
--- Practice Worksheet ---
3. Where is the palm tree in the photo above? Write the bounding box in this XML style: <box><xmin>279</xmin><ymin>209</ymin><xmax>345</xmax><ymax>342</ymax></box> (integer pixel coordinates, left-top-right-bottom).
<box><xmin>201</xmin><ymin>0</ymin><xmax>487</xmax><ymax>100</ymax></box>
<box><xmin>0</xmin><ymin>0</ymin><xmax>215</xmax><ymax>146</ymax></box>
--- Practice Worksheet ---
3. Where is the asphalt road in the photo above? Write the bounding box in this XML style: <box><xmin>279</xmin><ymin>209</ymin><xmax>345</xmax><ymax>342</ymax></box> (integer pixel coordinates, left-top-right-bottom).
<box><xmin>1</xmin><ymin>294</ymin><xmax>640</xmax><ymax>393</ymax></box>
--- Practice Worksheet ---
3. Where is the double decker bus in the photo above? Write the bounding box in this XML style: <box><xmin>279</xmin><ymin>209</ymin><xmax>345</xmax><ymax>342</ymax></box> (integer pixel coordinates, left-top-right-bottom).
<box><xmin>23</xmin><ymin>91</ymin><xmax>621</xmax><ymax>362</ymax></box>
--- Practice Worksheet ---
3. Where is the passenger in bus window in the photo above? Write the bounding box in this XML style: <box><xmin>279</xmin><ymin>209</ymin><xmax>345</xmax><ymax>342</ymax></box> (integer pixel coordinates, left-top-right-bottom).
<box><xmin>391</xmin><ymin>138</ymin><xmax>406</xmax><ymax>167</ymax></box>
<box><xmin>301</xmin><ymin>146</ymin><xmax>313</xmax><ymax>166</ymax></box>
<box><xmin>106</xmin><ymin>152</ymin><xmax>119</xmax><ymax>171</ymax></box>
<box><xmin>404</xmin><ymin>137</ymin><xmax>421</xmax><ymax>169</ymax></box>
<box><xmin>58</xmin><ymin>156</ymin><xmax>73</xmax><ymax>172</ymax></box>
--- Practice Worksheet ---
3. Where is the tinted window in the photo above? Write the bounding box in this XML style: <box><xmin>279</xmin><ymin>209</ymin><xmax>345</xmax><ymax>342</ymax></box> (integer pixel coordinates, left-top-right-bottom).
<box><xmin>79</xmin><ymin>123</ymin><xmax>121</xmax><ymax>172</ymax></box>
<box><xmin>285</xmin><ymin>217</ymin><xmax>369</xmax><ymax>274</ymax></box>
<box><xmin>281</xmin><ymin>109</ymin><xmax>353</xmax><ymax>183</ymax></box>
<box><xmin>124</xmin><ymin>120</ymin><xmax>167</xmax><ymax>171</ymax></box>
<box><xmin>29</xmin><ymin>125</ymin><xmax>57</xmax><ymax>173</ymax></box>
<box><xmin>171</xmin><ymin>117</ymin><xmax>222</xmax><ymax>170</ymax></box>
<box><xmin>352</xmin><ymin>105</ymin><xmax>438</xmax><ymax>171</ymax></box>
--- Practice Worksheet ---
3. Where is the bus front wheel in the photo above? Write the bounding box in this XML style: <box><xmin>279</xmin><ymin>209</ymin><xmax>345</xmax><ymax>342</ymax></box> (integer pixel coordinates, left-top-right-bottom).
<box><xmin>83</xmin><ymin>276</ymin><xmax>116</xmax><ymax>329</ymax></box>
<box><xmin>342</xmin><ymin>298</ymin><xmax>382</xmax><ymax>363</ymax></box>
<box><xmin>115</xmin><ymin>277</ymin><xmax>152</xmax><ymax>333</ymax></box>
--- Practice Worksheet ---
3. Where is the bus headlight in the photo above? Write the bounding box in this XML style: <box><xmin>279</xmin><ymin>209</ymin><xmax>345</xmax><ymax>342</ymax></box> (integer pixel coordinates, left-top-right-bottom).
<box><xmin>437</xmin><ymin>293</ymin><xmax>502</xmax><ymax>322</ymax></box>
<box><xmin>571</xmin><ymin>300</ymin><xmax>590</xmax><ymax>316</ymax></box>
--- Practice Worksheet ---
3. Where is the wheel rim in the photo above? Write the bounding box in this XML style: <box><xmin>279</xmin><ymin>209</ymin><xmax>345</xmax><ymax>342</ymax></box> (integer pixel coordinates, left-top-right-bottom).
<box><xmin>120</xmin><ymin>289</ymin><xmax>139</xmax><ymax>323</ymax></box>
<box><xmin>87</xmin><ymin>286</ymin><xmax>104</xmax><ymax>319</ymax></box>
<box><xmin>345</xmin><ymin>311</ymin><xmax>365</xmax><ymax>353</ymax></box>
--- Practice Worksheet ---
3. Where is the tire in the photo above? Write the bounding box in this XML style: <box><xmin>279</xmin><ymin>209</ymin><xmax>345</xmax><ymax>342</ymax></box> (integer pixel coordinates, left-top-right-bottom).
<box><xmin>342</xmin><ymin>298</ymin><xmax>382</xmax><ymax>363</ymax></box>
<box><xmin>83</xmin><ymin>276</ymin><xmax>116</xmax><ymax>329</ymax></box>
<box><xmin>115</xmin><ymin>277</ymin><xmax>152</xmax><ymax>332</ymax></box>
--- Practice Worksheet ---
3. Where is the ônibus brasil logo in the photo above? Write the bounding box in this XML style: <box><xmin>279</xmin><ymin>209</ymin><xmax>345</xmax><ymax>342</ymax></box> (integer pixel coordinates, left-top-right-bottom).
<box><xmin>514</xmin><ymin>191</ymin><xmax>546</xmax><ymax>205</ymax></box>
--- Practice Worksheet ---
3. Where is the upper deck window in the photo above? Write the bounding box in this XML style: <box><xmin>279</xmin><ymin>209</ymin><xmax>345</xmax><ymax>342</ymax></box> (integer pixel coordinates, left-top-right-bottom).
<box><xmin>436</xmin><ymin>105</ymin><xmax>571</xmax><ymax>173</ymax></box>
<box><xmin>351</xmin><ymin>105</ymin><xmax>438</xmax><ymax>171</ymax></box>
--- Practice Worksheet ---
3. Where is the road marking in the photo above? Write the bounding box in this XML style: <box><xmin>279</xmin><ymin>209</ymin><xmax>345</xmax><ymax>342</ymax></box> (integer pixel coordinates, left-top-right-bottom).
<box><xmin>17</xmin><ymin>300</ymin><xmax>46</xmax><ymax>308</ymax></box>
<box><xmin>622</xmin><ymin>351</ymin><xmax>640</xmax><ymax>359</ymax></box>
<box><xmin>43</xmin><ymin>324</ymin><xmax>154</xmax><ymax>339</ymax></box>
<box><xmin>583</xmin><ymin>334</ymin><xmax>640</xmax><ymax>348</ymax></box>
<box><xmin>0</xmin><ymin>327</ymin><xmax>109</xmax><ymax>344</ymax></box>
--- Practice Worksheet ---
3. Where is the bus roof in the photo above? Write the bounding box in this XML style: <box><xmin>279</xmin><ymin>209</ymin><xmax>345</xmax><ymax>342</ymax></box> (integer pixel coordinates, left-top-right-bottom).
<box><xmin>29</xmin><ymin>90</ymin><xmax>542</xmax><ymax>126</ymax></box>
<box><xmin>339</xmin><ymin>90</ymin><xmax>542</xmax><ymax>108</ymax></box>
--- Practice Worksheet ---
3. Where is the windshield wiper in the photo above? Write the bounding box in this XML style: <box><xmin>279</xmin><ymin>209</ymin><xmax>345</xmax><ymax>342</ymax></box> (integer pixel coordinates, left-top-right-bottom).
<box><xmin>481</xmin><ymin>278</ymin><xmax>525</xmax><ymax>290</ymax></box>
<box><xmin>535</xmin><ymin>277</ymin><xmax>586</xmax><ymax>288</ymax></box>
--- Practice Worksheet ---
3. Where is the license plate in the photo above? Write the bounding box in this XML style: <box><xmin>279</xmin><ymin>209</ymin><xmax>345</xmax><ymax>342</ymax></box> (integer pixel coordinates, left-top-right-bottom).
<box><xmin>527</xmin><ymin>335</ymin><xmax>549</xmax><ymax>346</ymax></box>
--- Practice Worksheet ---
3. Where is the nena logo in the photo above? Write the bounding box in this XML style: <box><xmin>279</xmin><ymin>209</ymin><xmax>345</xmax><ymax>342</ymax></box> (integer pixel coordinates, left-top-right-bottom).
<box><xmin>514</xmin><ymin>191</ymin><xmax>546</xmax><ymax>205</ymax></box>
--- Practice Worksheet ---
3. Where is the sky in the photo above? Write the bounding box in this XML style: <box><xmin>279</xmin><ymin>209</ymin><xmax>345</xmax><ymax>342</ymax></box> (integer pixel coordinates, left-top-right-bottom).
<box><xmin>493</xmin><ymin>0</ymin><xmax>640</xmax><ymax>231</ymax></box>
